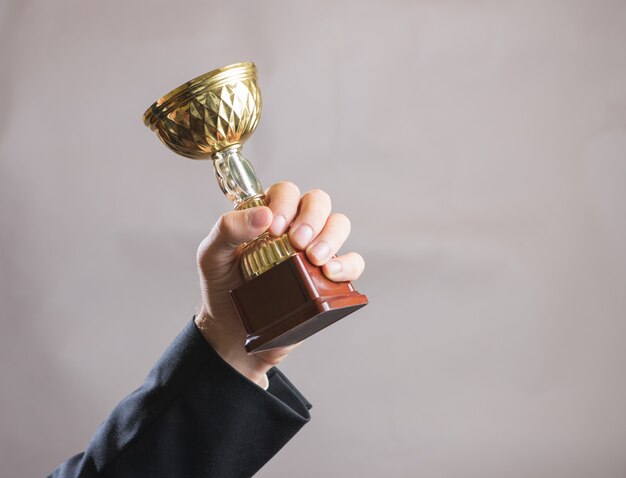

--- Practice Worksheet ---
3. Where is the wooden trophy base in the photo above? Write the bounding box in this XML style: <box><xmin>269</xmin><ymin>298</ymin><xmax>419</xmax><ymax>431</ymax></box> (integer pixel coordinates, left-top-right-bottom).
<box><xmin>230</xmin><ymin>252</ymin><xmax>368</xmax><ymax>353</ymax></box>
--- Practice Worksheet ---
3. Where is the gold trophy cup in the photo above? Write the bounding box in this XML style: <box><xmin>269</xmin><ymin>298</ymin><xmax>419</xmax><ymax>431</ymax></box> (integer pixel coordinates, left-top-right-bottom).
<box><xmin>143</xmin><ymin>62</ymin><xmax>368</xmax><ymax>352</ymax></box>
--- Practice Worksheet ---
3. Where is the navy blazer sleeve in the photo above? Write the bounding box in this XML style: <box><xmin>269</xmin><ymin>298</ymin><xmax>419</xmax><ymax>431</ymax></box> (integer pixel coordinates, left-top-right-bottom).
<box><xmin>49</xmin><ymin>319</ymin><xmax>312</xmax><ymax>478</ymax></box>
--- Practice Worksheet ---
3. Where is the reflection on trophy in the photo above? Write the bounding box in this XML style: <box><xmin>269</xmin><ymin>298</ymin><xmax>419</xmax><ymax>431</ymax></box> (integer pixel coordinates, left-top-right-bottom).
<box><xmin>143</xmin><ymin>62</ymin><xmax>368</xmax><ymax>352</ymax></box>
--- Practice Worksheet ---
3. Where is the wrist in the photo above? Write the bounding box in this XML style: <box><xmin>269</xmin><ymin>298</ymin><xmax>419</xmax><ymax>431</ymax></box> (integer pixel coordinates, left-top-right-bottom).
<box><xmin>194</xmin><ymin>310</ymin><xmax>270</xmax><ymax>388</ymax></box>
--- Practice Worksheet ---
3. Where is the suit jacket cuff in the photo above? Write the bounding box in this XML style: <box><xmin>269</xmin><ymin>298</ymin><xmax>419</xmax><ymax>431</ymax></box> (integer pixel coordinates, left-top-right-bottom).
<box><xmin>51</xmin><ymin>318</ymin><xmax>311</xmax><ymax>478</ymax></box>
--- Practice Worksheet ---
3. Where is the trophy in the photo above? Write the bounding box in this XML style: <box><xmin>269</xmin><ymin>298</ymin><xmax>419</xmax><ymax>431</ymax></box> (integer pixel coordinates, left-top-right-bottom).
<box><xmin>143</xmin><ymin>62</ymin><xmax>368</xmax><ymax>352</ymax></box>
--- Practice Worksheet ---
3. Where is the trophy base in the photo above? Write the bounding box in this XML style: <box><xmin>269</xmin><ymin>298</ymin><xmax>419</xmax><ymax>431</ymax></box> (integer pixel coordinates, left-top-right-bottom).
<box><xmin>230</xmin><ymin>252</ymin><xmax>368</xmax><ymax>353</ymax></box>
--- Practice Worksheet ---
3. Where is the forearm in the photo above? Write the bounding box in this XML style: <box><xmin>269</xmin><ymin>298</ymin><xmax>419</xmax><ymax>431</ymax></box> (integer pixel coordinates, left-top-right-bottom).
<box><xmin>49</xmin><ymin>319</ymin><xmax>311</xmax><ymax>478</ymax></box>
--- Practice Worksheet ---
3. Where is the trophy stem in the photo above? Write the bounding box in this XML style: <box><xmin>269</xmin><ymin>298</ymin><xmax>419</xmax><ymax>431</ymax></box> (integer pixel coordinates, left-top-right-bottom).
<box><xmin>212</xmin><ymin>145</ymin><xmax>264</xmax><ymax>207</ymax></box>
<box><xmin>211</xmin><ymin>145</ymin><xmax>297</xmax><ymax>281</ymax></box>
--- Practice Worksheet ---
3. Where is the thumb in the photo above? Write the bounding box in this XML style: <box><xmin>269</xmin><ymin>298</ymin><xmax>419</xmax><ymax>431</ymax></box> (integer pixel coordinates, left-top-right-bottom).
<box><xmin>197</xmin><ymin>206</ymin><xmax>273</xmax><ymax>303</ymax></box>
<box><xmin>209</xmin><ymin>206</ymin><xmax>273</xmax><ymax>253</ymax></box>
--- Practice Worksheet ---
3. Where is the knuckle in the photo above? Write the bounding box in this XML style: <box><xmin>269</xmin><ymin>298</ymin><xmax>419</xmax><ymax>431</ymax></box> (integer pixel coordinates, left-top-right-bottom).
<box><xmin>304</xmin><ymin>188</ymin><xmax>332</xmax><ymax>208</ymax></box>
<box><xmin>332</xmin><ymin>213</ymin><xmax>351</xmax><ymax>232</ymax></box>
<box><xmin>215</xmin><ymin>212</ymin><xmax>238</xmax><ymax>239</ymax></box>
<box><xmin>216</xmin><ymin>213</ymin><xmax>232</xmax><ymax>234</ymax></box>
<box><xmin>273</xmin><ymin>181</ymin><xmax>301</xmax><ymax>198</ymax></box>
<box><xmin>213</xmin><ymin>211</ymin><xmax>249</xmax><ymax>249</ymax></box>
<box><xmin>196</xmin><ymin>236</ymin><xmax>211</xmax><ymax>266</ymax></box>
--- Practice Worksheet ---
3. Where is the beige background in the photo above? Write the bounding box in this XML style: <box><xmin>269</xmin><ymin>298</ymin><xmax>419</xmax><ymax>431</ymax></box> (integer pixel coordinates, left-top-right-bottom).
<box><xmin>1</xmin><ymin>1</ymin><xmax>626</xmax><ymax>477</ymax></box>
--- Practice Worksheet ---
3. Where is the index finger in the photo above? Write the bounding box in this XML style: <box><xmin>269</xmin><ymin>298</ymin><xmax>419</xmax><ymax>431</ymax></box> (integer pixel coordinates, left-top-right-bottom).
<box><xmin>264</xmin><ymin>181</ymin><xmax>301</xmax><ymax>237</ymax></box>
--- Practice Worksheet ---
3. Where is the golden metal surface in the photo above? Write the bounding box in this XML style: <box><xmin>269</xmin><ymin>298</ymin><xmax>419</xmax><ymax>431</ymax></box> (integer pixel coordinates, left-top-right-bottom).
<box><xmin>236</xmin><ymin>195</ymin><xmax>267</xmax><ymax>211</ymax></box>
<box><xmin>211</xmin><ymin>144</ymin><xmax>264</xmax><ymax>206</ymax></box>
<box><xmin>143</xmin><ymin>62</ymin><xmax>261</xmax><ymax>159</ymax></box>
<box><xmin>143</xmin><ymin>62</ymin><xmax>297</xmax><ymax>281</ymax></box>
<box><xmin>240</xmin><ymin>232</ymin><xmax>296</xmax><ymax>280</ymax></box>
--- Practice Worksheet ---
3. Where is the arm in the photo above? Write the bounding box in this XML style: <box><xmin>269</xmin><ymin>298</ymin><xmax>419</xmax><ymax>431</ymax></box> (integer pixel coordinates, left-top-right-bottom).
<box><xmin>49</xmin><ymin>182</ymin><xmax>364</xmax><ymax>477</ymax></box>
<box><xmin>49</xmin><ymin>320</ymin><xmax>311</xmax><ymax>478</ymax></box>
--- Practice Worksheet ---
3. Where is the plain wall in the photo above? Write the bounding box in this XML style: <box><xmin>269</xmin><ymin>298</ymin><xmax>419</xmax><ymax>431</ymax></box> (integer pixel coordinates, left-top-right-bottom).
<box><xmin>1</xmin><ymin>1</ymin><xmax>625</xmax><ymax>476</ymax></box>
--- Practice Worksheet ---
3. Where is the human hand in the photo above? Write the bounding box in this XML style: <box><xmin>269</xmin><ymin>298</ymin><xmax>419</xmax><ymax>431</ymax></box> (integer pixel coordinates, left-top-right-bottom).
<box><xmin>194</xmin><ymin>182</ymin><xmax>365</xmax><ymax>388</ymax></box>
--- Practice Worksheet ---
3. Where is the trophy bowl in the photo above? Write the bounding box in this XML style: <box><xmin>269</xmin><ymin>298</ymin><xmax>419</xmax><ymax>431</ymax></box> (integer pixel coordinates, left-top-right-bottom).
<box><xmin>143</xmin><ymin>62</ymin><xmax>261</xmax><ymax>159</ymax></box>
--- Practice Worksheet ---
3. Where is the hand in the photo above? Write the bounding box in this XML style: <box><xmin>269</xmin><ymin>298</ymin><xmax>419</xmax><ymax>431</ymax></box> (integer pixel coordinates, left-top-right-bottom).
<box><xmin>194</xmin><ymin>182</ymin><xmax>365</xmax><ymax>388</ymax></box>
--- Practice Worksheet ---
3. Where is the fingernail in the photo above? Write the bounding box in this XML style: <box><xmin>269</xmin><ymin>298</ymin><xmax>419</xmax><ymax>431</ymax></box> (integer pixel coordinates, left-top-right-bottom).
<box><xmin>271</xmin><ymin>214</ymin><xmax>286</xmax><ymax>235</ymax></box>
<box><xmin>326</xmin><ymin>260</ymin><xmax>342</xmax><ymax>275</ymax></box>
<box><xmin>248</xmin><ymin>208</ymin><xmax>269</xmax><ymax>228</ymax></box>
<box><xmin>291</xmin><ymin>224</ymin><xmax>314</xmax><ymax>248</ymax></box>
<box><xmin>310</xmin><ymin>241</ymin><xmax>331</xmax><ymax>262</ymax></box>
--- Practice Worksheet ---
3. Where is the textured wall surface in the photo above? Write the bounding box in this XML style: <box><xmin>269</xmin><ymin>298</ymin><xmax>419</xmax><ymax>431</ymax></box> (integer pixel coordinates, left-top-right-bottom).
<box><xmin>1</xmin><ymin>1</ymin><xmax>625</xmax><ymax>477</ymax></box>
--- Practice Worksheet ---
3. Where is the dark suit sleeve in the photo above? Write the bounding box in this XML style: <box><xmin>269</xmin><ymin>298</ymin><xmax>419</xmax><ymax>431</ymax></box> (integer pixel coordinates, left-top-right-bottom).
<box><xmin>49</xmin><ymin>319</ymin><xmax>312</xmax><ymax>478</ymax></box>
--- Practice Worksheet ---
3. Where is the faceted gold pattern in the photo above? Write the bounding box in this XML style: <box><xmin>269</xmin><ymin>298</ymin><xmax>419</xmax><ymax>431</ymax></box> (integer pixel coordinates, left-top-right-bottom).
<box><xmin>143</xmin><ymin>63</ymin><xmax>261</xmax><ymax>158</ymax></box>
<box><xmin>143</xmin><ymin>62</ymin><xmax>297</xmax><ymax>281</ymax></box>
